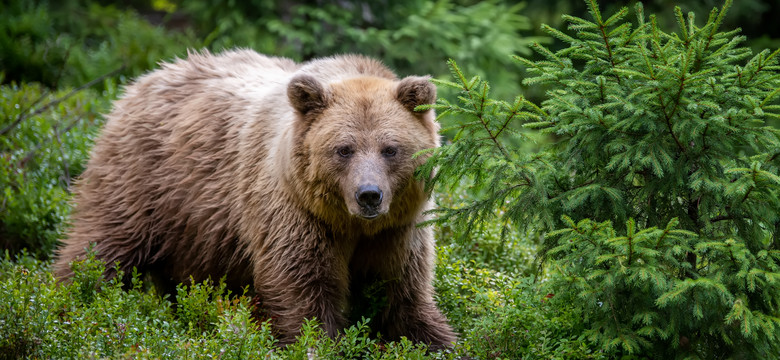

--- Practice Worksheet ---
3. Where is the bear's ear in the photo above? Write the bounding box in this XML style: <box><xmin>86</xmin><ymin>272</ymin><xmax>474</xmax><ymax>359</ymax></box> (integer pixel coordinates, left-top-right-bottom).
<box><xmin>396</xmin><ymin>76</ymin><xmax>436</xmax><ymax>113</ymax></box>
<box><xmin>288</xmin><ymin>74</ymin><xmax>329</xmax><ymax>116</ymax></box>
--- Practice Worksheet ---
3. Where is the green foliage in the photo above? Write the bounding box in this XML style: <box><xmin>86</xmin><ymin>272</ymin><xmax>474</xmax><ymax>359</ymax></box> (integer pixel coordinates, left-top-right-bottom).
<box><xmin>0</xmin><ymin>231</ymin><xmax>587</xmax><ymax>359</ymax></box>
<box><xmin>175</xmin><ymin>278</ymin><xmax>239</xmax><ymax>335</ymax></box>
<box><xmin>435</xmin><ymin>248</ymin><xmax>603</xmax><ymax>359</ymax></box>
<box><xmin>425</xmin><ymin>0</ymin><xmax>780</xmax><ymax>358</ymax></box>
<box><xmin>0</xmin><ymin>0</ymin><xmax>198</xmax><ymax>89</ymax></box>
<box><xmin>1</xmin><ymin>82</ymin><xmax>114</xmax><ymax>258</ymax></box>
<box><xmin>0</xmin><ymin>253</ymin><xmax>455</xmax><ymax>359</ymax></box>
<box><xmin>433</xmin><ymin>186</ymin><xmax>538</xmax><ymax>274</ymax></box>
<box><xmin>524</xmin><ymin>0</ymin><xmax>780</xmax><ymax>52</ymax></box>
<box><xmin>178</xmin><ymin>0</ymin><xmax>543</xmax><ymax>97</ymax></box>
<box><xmin>0</xmin><ymin>251</ymin><xmax>180</xmax><ymax>359</ymax></box>
<box><xmin>430</xmin><ymin>184</ymin><xmax>597</xmax><ymax>358</ymax></box>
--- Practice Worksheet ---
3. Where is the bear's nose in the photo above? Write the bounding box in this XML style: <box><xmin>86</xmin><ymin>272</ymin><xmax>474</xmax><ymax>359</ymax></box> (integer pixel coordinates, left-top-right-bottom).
<box><xmin>356</xmin><ymin>185</ymin><xmax>383</xmax><ymax>209</ymax></box>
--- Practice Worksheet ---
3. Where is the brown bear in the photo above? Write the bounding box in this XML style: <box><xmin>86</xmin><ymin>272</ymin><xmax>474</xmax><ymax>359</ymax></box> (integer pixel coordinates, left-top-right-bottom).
<box><xmin>53</xmin><ymin>49</ymin><xmax>456</xmax><ymax>348</ymax></box>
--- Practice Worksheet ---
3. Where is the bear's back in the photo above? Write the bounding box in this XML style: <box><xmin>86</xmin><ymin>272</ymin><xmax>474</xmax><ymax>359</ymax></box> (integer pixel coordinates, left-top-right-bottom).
<box><xmin>58</xmin><ymin>50</ymin><xmax>301</xmax><ymax>285</ymax></box>
<box><xmin>57</xmin><ymin>50</ymin><xmax>409</xmax><ymax>287</ymax></box>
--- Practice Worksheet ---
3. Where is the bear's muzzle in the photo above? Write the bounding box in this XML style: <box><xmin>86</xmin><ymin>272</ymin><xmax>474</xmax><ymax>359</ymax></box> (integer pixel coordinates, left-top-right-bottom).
<box><xmin>355</xmin><ymin>184</ymin><xmax>383</xmax><ymax>219</ymax></box>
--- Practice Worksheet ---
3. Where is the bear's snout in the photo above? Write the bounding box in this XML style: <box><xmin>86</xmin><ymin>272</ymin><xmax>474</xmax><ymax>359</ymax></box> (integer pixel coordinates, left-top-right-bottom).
<box><xmin>356</xmin><ymin>184</ymin><xmax>383</xmax><ymax>218</ymax></box>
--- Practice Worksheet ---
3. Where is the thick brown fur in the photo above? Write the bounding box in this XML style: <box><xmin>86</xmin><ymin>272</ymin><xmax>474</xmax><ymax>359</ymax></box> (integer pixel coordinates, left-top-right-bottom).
<box><xmin>54</xmin><ymin>49</ymin><xmax>456</xmax><ymax>348</ymax></box>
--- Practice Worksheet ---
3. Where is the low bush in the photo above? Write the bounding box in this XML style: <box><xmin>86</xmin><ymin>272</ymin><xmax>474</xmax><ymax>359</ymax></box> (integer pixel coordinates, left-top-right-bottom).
<box><xmin>178</xmin><ymin>0</ymin><xmax>545</xmax><ymax>98</ymax></box>
<box><xmin>1</xmin><ymin>0</ymin><xmax>197</xmax><ymax>89</ymax></box>
<box><xmin>0</xmin><ymin>82</ymin><xmax>115</xmax><ymax>258</ymax></box>
<box><xmin>1</xmin><ymin>247</ymin><xmax>589</xmax><ymax>358</ymax></box>
<box><xmin>0</xmin><ymin>252</ymin><xmax>442</xmax><ymax>359</ymax></box>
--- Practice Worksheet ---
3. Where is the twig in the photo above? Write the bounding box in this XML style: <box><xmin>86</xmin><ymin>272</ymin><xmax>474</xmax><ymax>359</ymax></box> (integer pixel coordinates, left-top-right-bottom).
<box><xmin>19</xmin><ymin>113</ymin><xmax>85</xmax><ymax>169</ymax></box>
<box><xmin>52</xmin><ymin>123</ymin><xmax>71</xmax><ymax>190</ymax></box>
<box><xmin>0</xmin><ymin>89</ymin><xmax>50</xmax><ymax>135</ymax></box>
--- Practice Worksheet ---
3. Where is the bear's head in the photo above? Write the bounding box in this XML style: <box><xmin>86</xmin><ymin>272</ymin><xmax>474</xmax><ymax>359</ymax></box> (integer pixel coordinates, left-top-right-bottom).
<box><xmin>287</xmin><ymin>73</ymin><xmax>439</xmax><ymax>231</ymax></box>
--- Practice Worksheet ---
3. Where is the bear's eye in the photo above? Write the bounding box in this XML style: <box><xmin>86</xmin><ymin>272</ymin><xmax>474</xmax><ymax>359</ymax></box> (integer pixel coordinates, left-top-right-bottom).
<box><xmin>382</xmin><ymin>146</ymin><xmax>398</xmax><ymax>157</ymax></box>
<box><xmin>337</xmin><ymin>146</ymin><xmax>353</xmax><ymax>158</ymax></box>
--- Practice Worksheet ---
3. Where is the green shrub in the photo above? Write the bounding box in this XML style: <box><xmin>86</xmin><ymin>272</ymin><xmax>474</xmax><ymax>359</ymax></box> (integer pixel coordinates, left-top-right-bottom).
<box><xmin>175</xmin><ymin>277</ymin><xmax>245</xmax><ymax>335</ymax></box>
<box><xmin>432</xmin><ymin>184</ymin><xmax>600</xmax><ymax>358</ymax></box>
<box><xmin>0</xmin><ymin>0</ymin><xmax>197</xmax><ymax>89</ymax></box>
<box><xmin>0</xmin><ymin>82</ymin><xmax>115</xmax><ymax>258</ymax></box>
<box><xmin>178</xmin><ymin>0</ymin><xmax>544</xmax><ymax>98</ymax></box>
<box><xmin>433</xmin><ymin>185</ymin><xmax>538</xmax><ymax>274</ymax></box>
<box><xmin>423</xmin><ymin>0</ymin><xmax>780</xmax><ymax>358</ymax></box>
<box><xmin>0</xmin><ymin>251</ymin><xmax>178</xmax><ymax>359</ymax></box>
<box><xmin>0</xmin><ymin>252</ymin><xmax>461</xmax><ymax>359</ymax></box>
<box><xmin>434</xmin><ymin>246</ymin><xmax>602</xmax><ymax>359</ymax></box>
<box><xmin>0</xmin><ymin>252</ymin><xmax>60</xmax><ymax>359</ymax></box>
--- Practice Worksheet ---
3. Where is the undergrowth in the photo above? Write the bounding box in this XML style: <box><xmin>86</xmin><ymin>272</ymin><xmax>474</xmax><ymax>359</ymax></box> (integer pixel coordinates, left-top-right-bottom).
<box><xmin>0</xmin><ymin>242</ymin><xmax>592</xmax><ymax>359</ymax></box>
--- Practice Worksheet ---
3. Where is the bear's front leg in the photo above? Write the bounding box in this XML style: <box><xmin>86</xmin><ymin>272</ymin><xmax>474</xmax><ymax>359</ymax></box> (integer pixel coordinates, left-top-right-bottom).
<box><xmin>372</xmin><ymin>225</ymin><xmax>457</xmax><ymax>350</ymax></box>
<box><xmin>252</xmin><ymin>234</ymin><xmax>350</xmax><ymax>345</ymax></box>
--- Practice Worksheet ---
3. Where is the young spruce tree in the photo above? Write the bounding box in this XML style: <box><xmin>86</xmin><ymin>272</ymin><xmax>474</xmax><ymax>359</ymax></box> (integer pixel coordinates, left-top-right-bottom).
<box><xmin>420</xmin><ymin>0</ymin><xmax>780</xmax><ymax>358</ymax></box>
